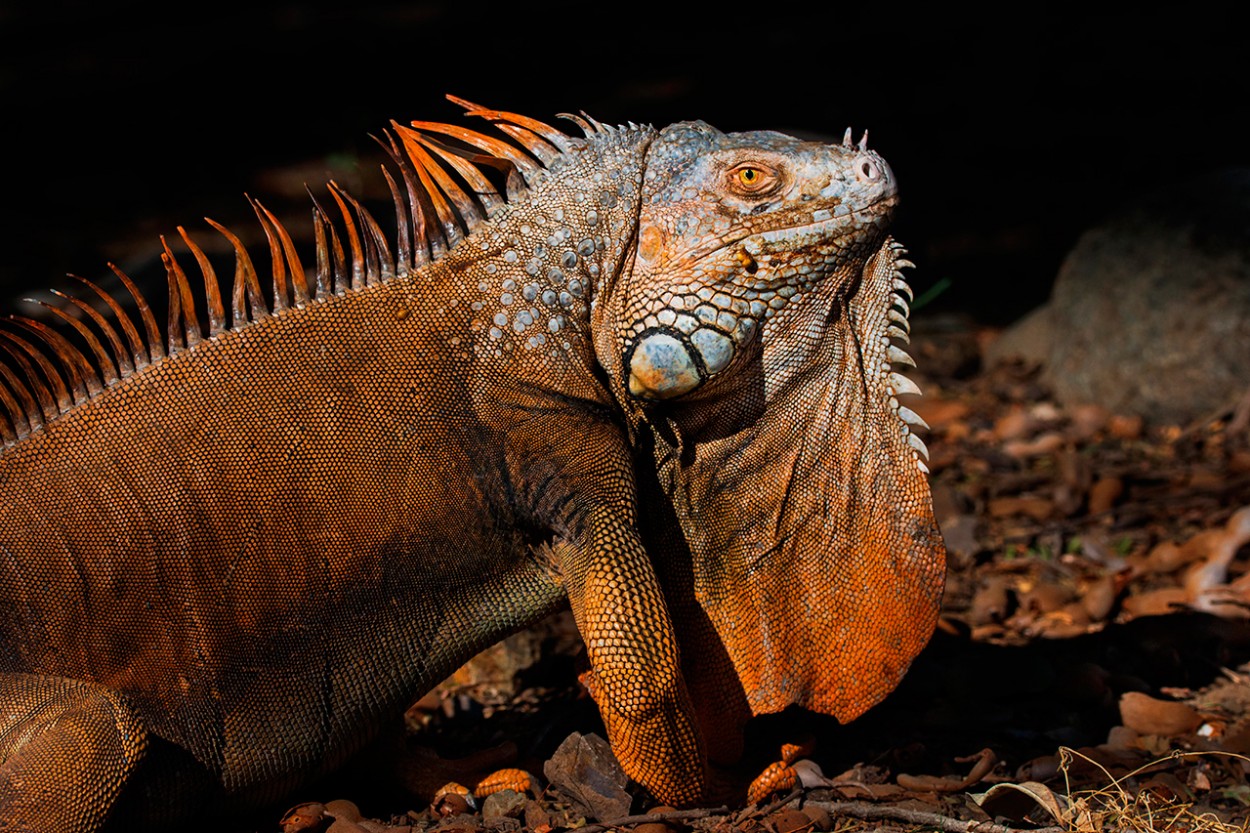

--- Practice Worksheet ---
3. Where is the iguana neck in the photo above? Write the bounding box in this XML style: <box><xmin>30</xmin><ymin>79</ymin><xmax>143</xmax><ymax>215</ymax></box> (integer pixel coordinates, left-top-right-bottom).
<box><xmin>641</xmin><ymin>241</ymin><xmax>945</xmax><ymax>719</ymax></box>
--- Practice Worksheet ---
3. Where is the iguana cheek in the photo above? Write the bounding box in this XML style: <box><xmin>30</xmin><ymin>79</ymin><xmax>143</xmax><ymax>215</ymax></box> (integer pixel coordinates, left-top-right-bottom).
<box><xmin>638</xmin><ymin>225</ymin><xmax>665</xmax><ymax>264</ymax></box>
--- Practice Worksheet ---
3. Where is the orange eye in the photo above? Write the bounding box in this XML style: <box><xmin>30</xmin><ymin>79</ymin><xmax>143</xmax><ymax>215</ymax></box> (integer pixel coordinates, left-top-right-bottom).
<box><xmin>731</xmin><ymin>164</ymin><xmax>775</xmax><ymax>194</ymax></box>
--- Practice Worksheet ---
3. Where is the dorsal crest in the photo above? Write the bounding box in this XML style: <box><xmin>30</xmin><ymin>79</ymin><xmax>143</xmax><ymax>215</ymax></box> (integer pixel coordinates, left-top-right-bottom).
<box><xmin>0</xmin><ymin>97</ymin><xmax>615</xmax><ymax>448</ymax></box>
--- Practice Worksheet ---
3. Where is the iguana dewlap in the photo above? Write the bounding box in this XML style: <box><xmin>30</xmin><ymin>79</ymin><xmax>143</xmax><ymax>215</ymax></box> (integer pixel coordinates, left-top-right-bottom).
<box><xmin>0</xmin><ymin>99</ymin><xmax>945</xmax><ymax>831</ymax></box>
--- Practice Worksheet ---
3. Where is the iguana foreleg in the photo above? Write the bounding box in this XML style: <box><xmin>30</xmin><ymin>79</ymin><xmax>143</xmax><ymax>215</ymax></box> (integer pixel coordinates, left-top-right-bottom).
<box><xmin>560</xmin><ymin>507</ymin><xmax>706</xmax><ymax>806</ymax></box>
<box><xmin>0</xmin><ymin>673</ymin><xmax>148</xmax><ymax>832</ymax></box>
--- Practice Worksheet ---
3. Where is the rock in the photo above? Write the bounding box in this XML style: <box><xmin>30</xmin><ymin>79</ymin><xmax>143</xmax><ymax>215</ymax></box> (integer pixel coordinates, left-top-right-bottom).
<box><xmin>481</xmin><ymin>789</ymin><xmax>527</xmax><ymax>824</ymax></box>
<box><xmin>984</xmin><ymin>304</ymin><xmax>1051</xmax><ymax>368</ymax></box>
<box><xmin>542</xmin><ymin>732</ymin><xmax>632</xmax><ymax>821</ymax></box>
<box><xmin>990</xmin><ymin>169</ymin><xmax>1250</xmax><ymax>424</ymax></box>
<box><xmin>766</xmin><ymin>808</ymin><xmax>814</xmax><ymax>833</ymax></box>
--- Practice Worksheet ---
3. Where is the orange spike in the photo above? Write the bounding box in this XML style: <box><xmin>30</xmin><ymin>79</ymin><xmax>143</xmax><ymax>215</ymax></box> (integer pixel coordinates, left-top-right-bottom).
<box><xmin>204</xmin><ymin>218</ymin><xmax>270</xmax><ymax>325</ymax></box>
<box><xmin>0</xmin><ymin>330</ymin><xmax>56</xmax><ymax>422</ymax></box>
<box><xmin>445</xmin><ymin>95</ymin><xmax>571</xmax><ymax>153</ymax></box>
<box><xmin>177</xmin><ymin>226</ymin><xmax>227</xmax><ymax>334</ymax></box>
<box><xmin>163</xmin><ymin>253</ymin><xmax>185</xmax><ymax>353</ymax></box>
<box><xmin>0</xmin><ymin>327</ymin><xmax>70</xmax><ymax>417</ymax></box>
<box><xmin>328</xmin><ymin>187</ymin><xmax>393</xmax><ymax>285</ymax></box>
<box><xmin>53</xmin><ymin>286</ymin><xmax>132</xmax><ymax>377</ymax></box>
<box><xmin>395</xmin><ymin>133</ymin><xmax>464</xmax><ymax>247</ymax></box>
<box><xmin>379</xmin><ymin>164</ymin><xmax>411</xmax><ymax>277</ymax></box>
<box><xmin>416</xmin><ymin>132</ymin><xmax>505</xmax><ymax>218</ymax></box>
<box><xmin>557</xmin><ymin>112</ymin><xmax>596</xmax><ymax>136</ymax></box>
<box><xmin>395</xmin><ymin>128</ymin><xmax>485</xmax><ymax>230</ymax></box>
<box><xmin>108</xmin><ymin>262</ymin><xmax>162</xmax><ymax>363</ymax></box>
<box><xmin>409</xmin><ymin>119</ymin><xmax>541</xmax><ymax>183</ymax></box>
<box><xmin>248</xmin><ymin>199</ymin><xmax>289</xmax><ymax>312</ymax></box>
<box><xmin>11</xmin><ymin>314</ymin><xmax>97</xmax><ymax>399</ymax></box>
<box><xmin>160</xmin><ymin>236</ymin><xmax>202</xmax><ymax>348</ymax></box>
<box><xmin>0</xmin><ymin>379</ymin><xmax>24</xmax><ymax>442</ymax></box>
<box><xmin>577</xmin><ymin>110</ymin><xmax>608</xmax><ymax>133</ymax></box>
<box><xmin>256</xmin><ymin>202</ymin><xmax>311</xmax><ymax>306</ymax></box>
<box><xmin>326</xmin><ymin>183</ymin><xmax>366</xmax><ymax>291</ymax></box>
<box><xmin>488</xmin><ymin>122</ymin><xmax>560</xmax><ymax>166</ymax></box>
<box><xmin>311</xmin><ymin>205</ymin><xmax>333</xmax><ymax>295</ymax></box>
<box><xmin>382</xmin><ymin>126</ymin><xmax>437</xmax><ymax>267</ymax></box>
<box><xmin>38</xmin><ymin>296</ymin><xmax>119</xmax><ymax>386</ymax></box>
<box><xmin>361</xmin><ymin>219</ymin><xmax>381</xmax><ymax>286</ymax></box>
<box><xmin>308</xmin><ymin>193</ymin><xmax>348</xmax><ymax>294</ymax></box>
<box><xmin>69</xmin><ymin>275</ymin><xmax>143</xmax><ymax>374</ymax></box>
<box><xmin>0</xmin><ymin>362</ymin><xmax>36</xmax><ymax>435</ymax></box>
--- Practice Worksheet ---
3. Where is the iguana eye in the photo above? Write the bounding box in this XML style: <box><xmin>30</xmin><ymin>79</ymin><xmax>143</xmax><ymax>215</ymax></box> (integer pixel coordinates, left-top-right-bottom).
<box><xmin>730</xmin><ymin>164</ymin><xmax>777</xmax><ymax>195</ymax></box>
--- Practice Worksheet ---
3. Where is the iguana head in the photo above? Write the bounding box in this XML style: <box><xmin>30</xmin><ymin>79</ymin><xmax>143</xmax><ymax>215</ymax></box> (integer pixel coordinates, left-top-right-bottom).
<box><xmin>610</xmin><ymin>121</ymin><xmax>897</xmax><ymax>401</ymax></box>
<box><xmin>599</xmin><ymin>121</ymin><xmax>945</xmax><ymax>723</ymax></box>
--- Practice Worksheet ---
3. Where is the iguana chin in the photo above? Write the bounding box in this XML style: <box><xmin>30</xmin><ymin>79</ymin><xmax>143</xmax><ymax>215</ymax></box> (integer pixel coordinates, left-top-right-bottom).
<box><xmin>0</xmin><ymin>98</ymin><xmax>945</xmax><ymax>831</ymax></box>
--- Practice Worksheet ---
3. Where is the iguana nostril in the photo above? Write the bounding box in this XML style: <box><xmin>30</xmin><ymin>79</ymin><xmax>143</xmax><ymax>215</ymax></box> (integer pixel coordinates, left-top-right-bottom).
<box><xmin>627</xmin><ymin>331</ymin><xmax>702</xmax><ymax>400</ymax></box>
<box><xmin>854</xmin><ymin>156</ymin><xmax>893</xmax><ymax>185</ymax></box>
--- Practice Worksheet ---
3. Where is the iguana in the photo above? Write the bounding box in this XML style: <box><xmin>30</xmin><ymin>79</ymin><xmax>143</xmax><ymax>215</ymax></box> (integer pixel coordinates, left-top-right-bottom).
<box><xmin>0</xmin><ymin>98</ymin><xmax>945</xmax><ymax>831</ymax></box>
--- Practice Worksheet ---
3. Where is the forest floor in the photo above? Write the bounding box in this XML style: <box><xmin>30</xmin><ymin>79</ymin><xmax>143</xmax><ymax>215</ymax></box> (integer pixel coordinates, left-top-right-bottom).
<box><xmin>271</xmin><ymin>319</ymin><xmax>1250</xmax><ymax>833</ymax></box>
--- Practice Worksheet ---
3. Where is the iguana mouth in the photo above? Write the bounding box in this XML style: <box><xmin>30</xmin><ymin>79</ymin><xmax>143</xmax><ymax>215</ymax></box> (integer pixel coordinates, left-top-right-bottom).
<box><xmin>743</xmin><ymin>194</ymin><xmax>896</xmax><ymax>246</ymax></box>
<box><xmin>666</xmin><ymin>194</ymin><xmax>897</xmax><ymax>268</ymax></box>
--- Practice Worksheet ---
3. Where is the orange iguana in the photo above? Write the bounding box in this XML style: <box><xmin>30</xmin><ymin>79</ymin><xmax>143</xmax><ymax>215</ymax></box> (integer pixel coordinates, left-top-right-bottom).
<box><xmin>0</xmin><ymin>98</ymin><xmax>945</xmax><ymax>831</ymax></box>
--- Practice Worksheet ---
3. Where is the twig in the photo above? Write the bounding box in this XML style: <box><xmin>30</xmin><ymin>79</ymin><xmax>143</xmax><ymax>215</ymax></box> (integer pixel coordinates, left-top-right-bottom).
<box><xmin>807</xmin><ymin>799</ymin><xmax>1065</xmax><ymax>833</ymax></box>
<box><xmin>575</xmin><ymin>804</ymin><xmax>730</xmax><ymax>833</ymax></box>
<box><xmin>729</xmin><ymin>787</ymin><xmax>802</xmax><ymax>826</ymax></box>
<box><xmin>1177</xmin><ymin>386</ymin><xmax>1250</xmax><ymax>440</ymax></box>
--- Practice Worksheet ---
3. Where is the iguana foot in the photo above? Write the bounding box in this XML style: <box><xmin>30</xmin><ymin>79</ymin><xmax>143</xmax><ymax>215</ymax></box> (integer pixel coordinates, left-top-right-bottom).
<box><xmin>0</xmin><ymin>672</ymin><xmax>148</xmax><ymax>833</ymax></box>
<box><xmin>746</xmin><ymin>739</ymin><xmax>816</xmax><ymax>804</ymax></box>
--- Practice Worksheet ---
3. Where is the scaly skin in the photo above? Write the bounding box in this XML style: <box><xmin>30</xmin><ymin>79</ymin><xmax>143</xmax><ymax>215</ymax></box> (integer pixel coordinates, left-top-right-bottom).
<box><xmin>598</xmin><ymin>122</ymin><xmax>945</xmax><ymax>775</ymax></box>
<box><xmin>0</xmin><ymin>103</ymin><xmax>944</xmax><ymax>832</ymax></box>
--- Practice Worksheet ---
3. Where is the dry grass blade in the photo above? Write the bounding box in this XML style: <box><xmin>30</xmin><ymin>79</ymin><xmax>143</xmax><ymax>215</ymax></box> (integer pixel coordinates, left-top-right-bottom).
<box><xmin>1058</xmin><ymin>747</ymin><xmax>1250</xmax><ymax>832</ymax></box>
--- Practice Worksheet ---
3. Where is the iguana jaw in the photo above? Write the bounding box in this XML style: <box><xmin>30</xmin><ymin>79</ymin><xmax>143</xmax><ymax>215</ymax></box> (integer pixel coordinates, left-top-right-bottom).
<box><xmin>619</xmin><ymin>190</ymin><xmax>897</xmax><ymax>401</ymax></box>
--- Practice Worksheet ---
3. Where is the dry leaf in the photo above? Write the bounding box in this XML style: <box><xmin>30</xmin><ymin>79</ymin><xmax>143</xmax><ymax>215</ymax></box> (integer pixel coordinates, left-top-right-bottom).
<box><xmin>1107</xmin><ymin>413</ymin><xmax>1143</xmax><ymax>439</ymax></box>
<box><xmin>1003</xmin><ymin>432</ymin><xmax>1066</xmax><ymax>458</ymax></box>
<box><xmin>1087</xmin><ymin>476</ymin><xmax>1123</xmax><ymax>515</ymax></box>
<box><xmin>1118</xmin><ymin>692</ymin><xmax>1202</xmax><ymax>736</ymax></box>
<box><xmin>1120</xmin><ymin>586</ymin><xmax>1187</xmax><ymax>618</ymax></box>
<box><xmin>1080</xmin><ymin>574</ymin><xmax>1119</xmax><ymax>621</ymax></box>
<box><xmin>973</xmin><ymin>781</ymin><xmax>1069</xmax><ymax>825</ymax></box>
<box><xmin>988</xmin><ymin>496</ymin><xmax>1055</xmax><ymax>521</ymax></box>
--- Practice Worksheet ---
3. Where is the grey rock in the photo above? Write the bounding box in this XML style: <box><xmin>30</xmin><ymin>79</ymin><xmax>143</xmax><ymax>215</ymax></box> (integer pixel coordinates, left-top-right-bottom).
<box><xmin>481</xmin><ymin>789</ymin><xmax>527</xmax><ymax>825</ymax></box>
<box><xmin>993</xmin><ymin>169</ymin><xmax>1250</xmax><ymax>424</ymax></box>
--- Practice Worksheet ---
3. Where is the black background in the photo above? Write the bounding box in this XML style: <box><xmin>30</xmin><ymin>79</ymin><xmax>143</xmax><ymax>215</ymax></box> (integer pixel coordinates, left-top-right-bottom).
<box><xmin>0</xmin><ymin>2</ymin><xmax>1242</xmax><ymax>324</ymax></box>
